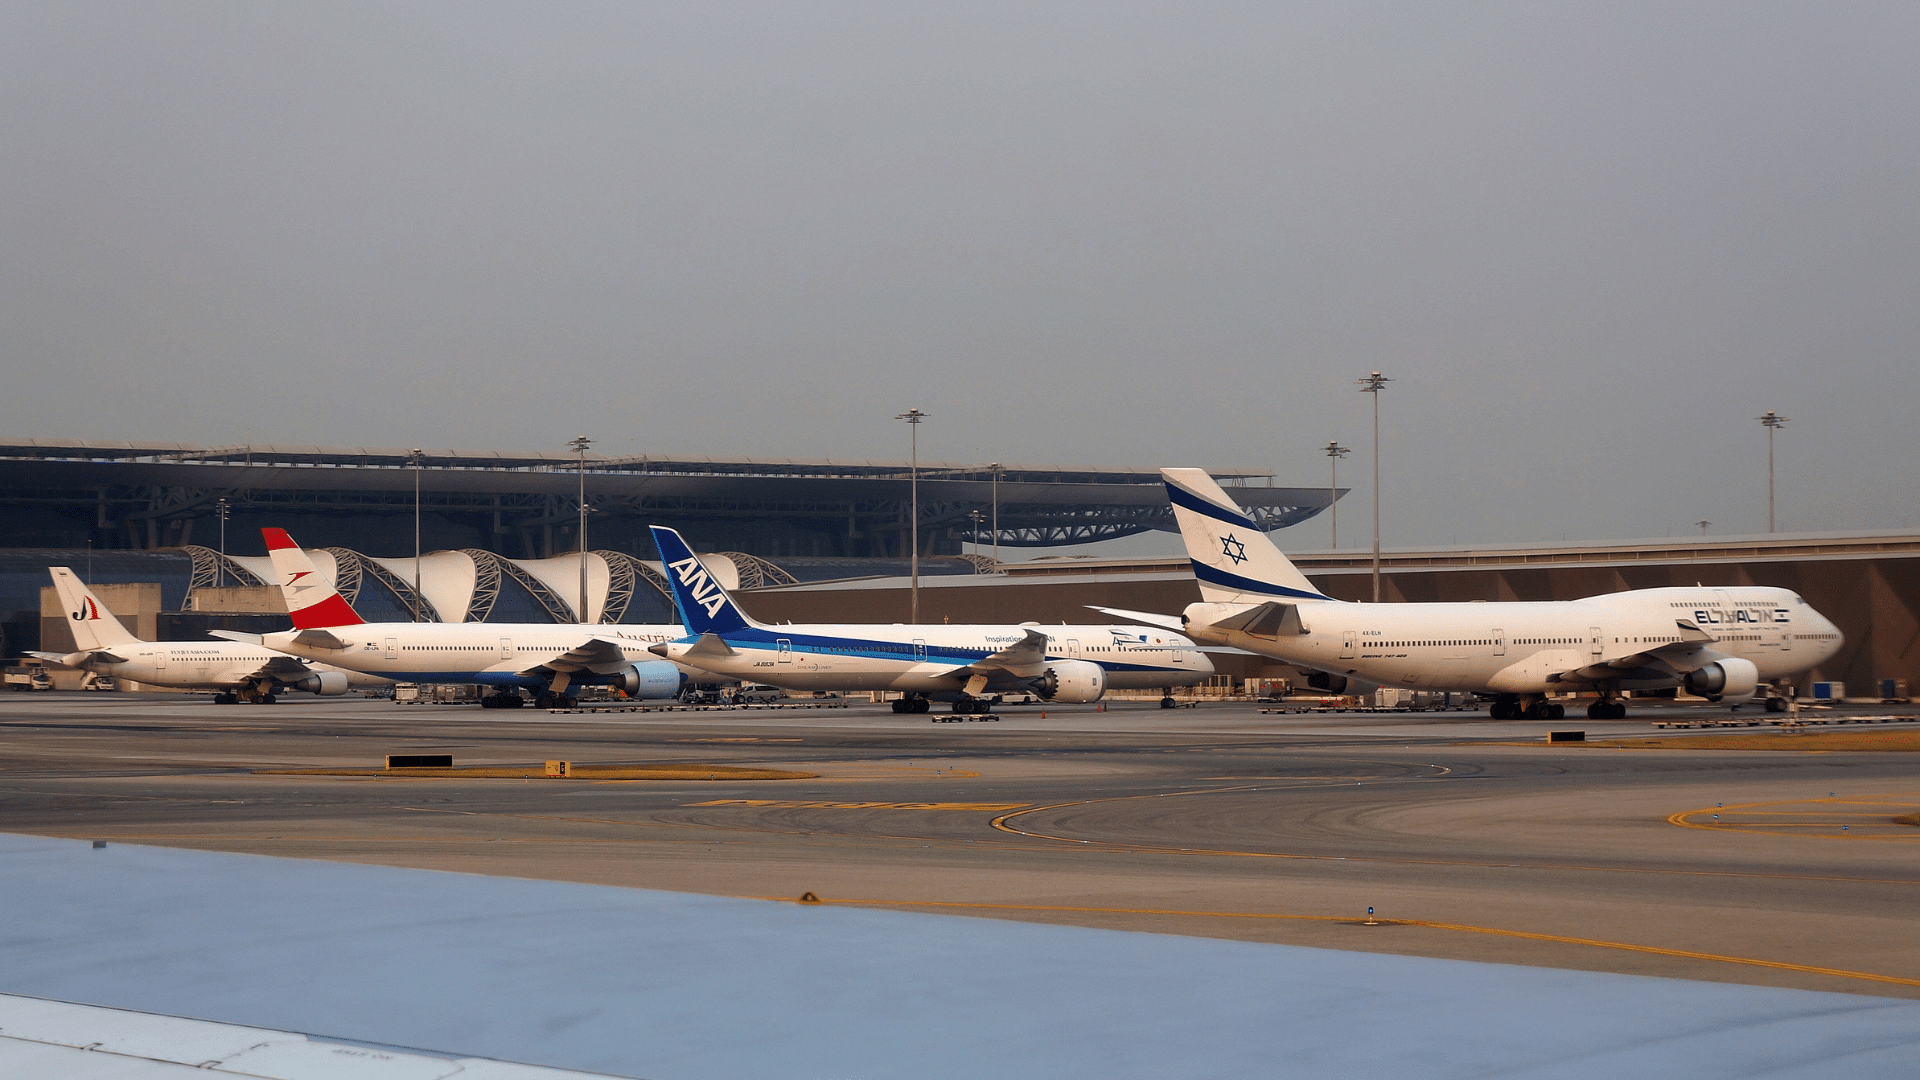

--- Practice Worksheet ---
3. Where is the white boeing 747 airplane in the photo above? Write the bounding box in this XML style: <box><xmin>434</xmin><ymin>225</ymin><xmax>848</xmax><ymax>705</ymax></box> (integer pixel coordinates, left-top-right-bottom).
<box><xmin>217</xmin><ymin>528</ymin><xmax>688</xmax><ymax>708</ymax></box>
<box><xmin>1111</xmin><ymin>470</ymin><xmax>1844</xmax><ymax>720</ymax></box>
<box><xmin>31</xmin><ymin>568</ymin><xmax>391</xmax><ymax>703</ymax></box>
<box><xmin>644</xmin><ymin>525</ymin><xmax>1212</xmax><ymax>714</ymax></box>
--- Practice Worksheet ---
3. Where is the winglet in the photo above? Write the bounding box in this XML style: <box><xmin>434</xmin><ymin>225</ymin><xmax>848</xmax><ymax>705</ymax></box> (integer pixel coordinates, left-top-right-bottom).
<box><xmin>1162</xmin><ymin>469</ymin><xmax>1332</xmax><ymax>604</ymax></box>
<box><xmin>648</xmin><ymin>526</ymin><xmax>757</xmax><ymax>635</ymax></box>
<box><xmin>262</xmin><ymin>528</ymin><xmax>367</xmax><ymax>629</ymax></box>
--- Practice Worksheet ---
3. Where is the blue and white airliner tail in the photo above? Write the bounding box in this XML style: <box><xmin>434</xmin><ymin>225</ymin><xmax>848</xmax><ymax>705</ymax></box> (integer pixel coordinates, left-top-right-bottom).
<box><xmin>652</xmin><ymin>525</ymin><xmax>757</xmax><ymax>635</ymax></box>
<box><xmin>1164</xmin><ymin>468</ymin><xmax>1332</xmax><ymax>604</ymax></box>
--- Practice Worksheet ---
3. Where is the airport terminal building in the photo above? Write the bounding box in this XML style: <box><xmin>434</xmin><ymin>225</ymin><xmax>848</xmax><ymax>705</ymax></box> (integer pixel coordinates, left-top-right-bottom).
<box><xmin>3</xmin><ymin>439</ymin><xmax>1916</xmax><ymax>693</ymax></box>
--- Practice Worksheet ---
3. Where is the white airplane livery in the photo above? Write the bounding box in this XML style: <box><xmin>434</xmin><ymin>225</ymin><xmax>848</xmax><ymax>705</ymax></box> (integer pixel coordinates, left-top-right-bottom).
<box><xmin>218</xmin><ymin>528</ymin><xmax>688</xmax><ymax>709</ymax></box>
<box><xmin>30</xmin><ymin>568</ymin><xmax>391</xmax><ymax>703</ymax></box>
<box><xmin>1129</xmin><ymin>469</ymin><xmax>1844</xmax><ymax>720</ymax></box>
<box><xmin>645</xmin><ymin>525</ymin><xmax>1213</xmax><ymax>714</ymax></box>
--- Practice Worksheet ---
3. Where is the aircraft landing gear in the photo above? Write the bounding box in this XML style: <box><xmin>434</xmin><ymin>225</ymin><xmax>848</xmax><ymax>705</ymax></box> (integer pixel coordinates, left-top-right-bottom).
<box><xmin>950</xmin><ymin>696</ymin><xmax>992</xmax><ymax>715</ymax></box>
<box><xmin>1523</xmin><ymin>698</ymin><xmax>1565</xmax><ymax>720</ymax></box>
<box><xmin>1489</xmin><ymin>695</ymin><xmax>1520</xmax><ymax>719</ymax></box>
<box><xmin>1765</xmin><ymin>696</ymin><xmax>1788</xmax><ymax>713</ymax></box>
<box><xmin>890</xmin><ymin>695</ymin><xmax>931</xmax><ymax>714</ymax></box>
<box><xmin>1586</xmin><ymin>698</ymin><xmax>1627</xmax><ymax>720</ymax></box>
<box><xmin>214</xmin><ymin>692</ymin><xmax>239</xmax><ymax>705</ymax></box>
<box><xmin>480</xmin><ymin>691</ymin><xmax>526</xmax><ymax>710</ymax></box>
<box><xmin>535</xmin><ymin>691</ymin><xmax>576</xmax><ymax>709</ymax></box>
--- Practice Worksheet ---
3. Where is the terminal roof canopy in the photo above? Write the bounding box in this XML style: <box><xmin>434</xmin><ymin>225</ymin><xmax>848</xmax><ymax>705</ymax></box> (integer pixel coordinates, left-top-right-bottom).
<box><xmin>0</xmin><ymin>439</ymin><xmax>1338</xmax><ymax>551</ymax></box>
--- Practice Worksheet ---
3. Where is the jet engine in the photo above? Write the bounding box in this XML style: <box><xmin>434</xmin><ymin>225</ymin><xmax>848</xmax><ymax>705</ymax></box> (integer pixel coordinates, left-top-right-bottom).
<box><xmin>290</xmin><ymin>671</ymin><xmax>350</xmax><ymax>696</ymax></box>
<box><xmin>1032</xmin><ymin>660</ymin><xmax>1107</xmax><ymax>703</ymax></box>
<box><xmin>611</xmin><ymin>661</ymin><xmax>686</xmax><ymax>701</ymax></box>
<box><xmin>1305</xmin><ymin>671</ymin><xmax>1348</xmax><ymax>695</ymax></box>
<box><xmin>1684</xmin><ymin>657</ymin><xmax>1760</xmax><ymax>701</ymax></box>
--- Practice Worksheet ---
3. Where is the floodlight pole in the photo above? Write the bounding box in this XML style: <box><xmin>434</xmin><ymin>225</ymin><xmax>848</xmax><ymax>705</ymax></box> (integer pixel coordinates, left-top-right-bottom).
<box><xmin>895</xmin><ymin>409</ymin><xmax>927</xmax><ymax>622</ymax></box>
<box><xmin>409</xmin><ymin>449</ymin><xmax>424</xmax><ymax>622</ymax></box>
<box><xmin>1758</xmin><ymin>411</ymin><xmax>1788</xmax><ymax>533</ymax></box>
<box><xmin>1323</xmin><ymin>441</ymin><xmax>1349</xmax><ymax>548</ymax></box>
<box><xmin>989</xmin><ymin>462</ymin><xmax>1002</xmax><ymax>566</ymax></box>
<box><xmin>215</xmin><ymin>497</ymin><xmax>230</xmax><ymax>588</ymax></box>
<box><xmin>1696</xmin><ymin>520</ymin><xmax>1711</xmax><ymax>536</ymax></box>
<box><xmin>1357</xmin><ymin>373</ymin><xmax>1391</xmax><ymax>601</ymax></box>
<box><xmin>569</xmin><ymin>435</ymin><xmax>593</xmax><ymax>622</ymax></box>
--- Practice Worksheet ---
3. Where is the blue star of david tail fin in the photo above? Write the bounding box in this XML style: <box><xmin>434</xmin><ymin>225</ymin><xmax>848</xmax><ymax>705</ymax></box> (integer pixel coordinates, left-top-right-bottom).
<box><xmin>648</xmin><ymin>526</ymin><xmax>758</xmax><ymax>635</ymax></box>
<box><xmin>1162</xmin><ymin>468</ymin><xmax>1333</xmax><ymax>604</ymax></box>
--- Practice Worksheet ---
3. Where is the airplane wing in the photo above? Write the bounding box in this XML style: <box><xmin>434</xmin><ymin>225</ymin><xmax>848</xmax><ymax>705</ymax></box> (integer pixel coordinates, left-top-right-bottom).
<box><xmin>210</xmin><ymin>630</ymin><xmax>264</xmax><ymax>645</ymax></box>
<box><xmin>939</xmin><ymin>628</ymin><xmax>1053</xmax><ymax>680</ymax></box>
<box><xmin>1552</xmin><ymin>620</ymin><xmax>1721</xmax><ymax>684</ymax></box>
<box><xmin>241</xmin><ymin>655</ymin><xmax>317</xmax><ymax>680</ymax></box>
<box><xmin>1085</xmin><ymin>606</ymin><xmax>1187</xmax><ymax>633</ymax></box>
<box><xmin>518</xmin><ymin>636</ymin><xmax>639</xmax><ymax>678</ymax></box>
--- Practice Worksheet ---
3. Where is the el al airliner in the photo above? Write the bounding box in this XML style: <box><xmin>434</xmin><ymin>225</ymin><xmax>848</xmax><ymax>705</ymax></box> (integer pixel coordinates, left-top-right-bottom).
<box><xmin>1118</xmin><ymin>470</ymin><xmax>1844</xmax><ymax>720</ymax></box>
<box><xmin>645</xmin><ymin>525</ymin><xmax>1211</xmax><ymax>713</ymax></box>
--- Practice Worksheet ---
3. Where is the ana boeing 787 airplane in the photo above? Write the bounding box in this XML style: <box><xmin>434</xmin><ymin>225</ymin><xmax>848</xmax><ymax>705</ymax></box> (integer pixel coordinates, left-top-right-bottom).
<box><xmin>32</xmin><ymin>568</ymin><xmax>391</xmax><ymax>703</ymax></box>
<box><xmin>645</xmin><ymin>525</ymin><xmax>1212</xmax><ymax>713</ymax></box>
<box><xmin>1103</xmin><ymin>470</ymin><xmax>1844</xmax><ymax>720</ymax></box>
<box><xmin>218</xmin><ymin>528</ymin><xmax>688</xmax><ymax>708</ymax></box>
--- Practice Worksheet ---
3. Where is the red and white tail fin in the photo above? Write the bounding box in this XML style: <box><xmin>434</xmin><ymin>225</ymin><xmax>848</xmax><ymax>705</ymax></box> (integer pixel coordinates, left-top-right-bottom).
<box><xmin>263</xmin><ymin>528</ymin><xmax>366</xmax><ymax>629</ymax></box>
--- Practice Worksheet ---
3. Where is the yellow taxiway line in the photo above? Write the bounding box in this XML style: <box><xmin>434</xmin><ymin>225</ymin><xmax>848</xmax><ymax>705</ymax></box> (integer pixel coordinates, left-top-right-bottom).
<box><xmin>756</xmin><ymin>895</ymin><xmax>1920</xmax><ymax>991</ymax></box>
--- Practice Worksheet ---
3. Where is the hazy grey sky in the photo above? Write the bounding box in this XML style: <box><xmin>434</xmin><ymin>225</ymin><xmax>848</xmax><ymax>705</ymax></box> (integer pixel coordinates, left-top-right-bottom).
<box><xmin>5</xmin><ymin>2</ymin><xmax>1916</xmax><ymax>551</ymax></box>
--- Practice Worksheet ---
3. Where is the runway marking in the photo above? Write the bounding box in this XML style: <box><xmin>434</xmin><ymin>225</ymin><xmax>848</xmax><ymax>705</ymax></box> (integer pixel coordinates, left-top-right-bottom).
<box><xmin>759</xmin><ymin>896</ymin><xmax>1920</xmax><ymax>991</ymax></box>
<box><xmin>1670</xmin><ymin>794</ymin><xmax>1920</xmax><ymax>840</ymax></box>
<box><xmin>988</xmin><ymin>789</ymin><xmax>1920</xmax><ymax>883</ymax></box>
<box><xmin>686</xmin><ymin>800</ymin><xmax>1028</xmax><ymax>811</ymax></box>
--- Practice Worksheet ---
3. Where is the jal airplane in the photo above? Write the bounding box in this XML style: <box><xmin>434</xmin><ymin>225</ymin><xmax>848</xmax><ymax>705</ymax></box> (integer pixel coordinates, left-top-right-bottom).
<box><xmin>1106</xmin><ymin>469</ymin><xmax>1844</xmax><ymax>720</ymax></box>
<box><xmin>31</xmin><ymin>568</ymin><xmax>391</xmax><ymax>703</ymax></box>
<box><xmin>216</xmin><ymin>528</ymin><xmax>688</xmax><ymax>708</ymax></box>
<box><xmin>644</xmin><ymin>525</ymin><xmax>1212</xmax><ymax>714</ymax></box>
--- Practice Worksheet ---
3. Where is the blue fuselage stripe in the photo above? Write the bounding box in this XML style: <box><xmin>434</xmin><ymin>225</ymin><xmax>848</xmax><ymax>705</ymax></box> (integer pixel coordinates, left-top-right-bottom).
<box><xmin>1190</xmin><ymin>561</ymin><xmax>1332</xmax><ymax>601</ymax></box>
<box><xmin>1165</xmin><ymin>482</ymin><xmax>1260</xmax><ymax>530</ymax></box>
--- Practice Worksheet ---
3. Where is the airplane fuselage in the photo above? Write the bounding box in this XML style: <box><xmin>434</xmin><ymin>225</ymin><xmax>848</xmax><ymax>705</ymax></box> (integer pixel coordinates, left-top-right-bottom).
<box><xmin>258</xmin><ymin>622</ymin><xmax>684</xmax><ymax>686</ymax></box>
<box><xmin>45</xmin><ymin>644</ymin><xmax>388</xmax><ymax>693</ymax></box>
<box><xmin>656</xmin><ymin>623</ymin><xmax>1211</xmax><ymax>693</ymax></box>
<box><xmin>1186</xmin><ymin>586</ymin><xmax>1841</xmax><ymax>695</ymax></box>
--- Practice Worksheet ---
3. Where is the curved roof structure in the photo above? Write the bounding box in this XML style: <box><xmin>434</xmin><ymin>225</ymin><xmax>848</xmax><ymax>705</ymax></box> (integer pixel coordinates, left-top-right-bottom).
<box><xmin>0</xmin><ymin>439</ymin><xmax>1337</xmax><ymax>557</ymax></box>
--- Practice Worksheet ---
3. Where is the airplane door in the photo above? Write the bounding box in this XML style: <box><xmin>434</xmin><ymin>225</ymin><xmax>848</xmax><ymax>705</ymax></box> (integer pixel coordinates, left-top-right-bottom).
<box><xmin>777</xmin><ymin>638</ymin><xmax>792</xmax><ymax>663</ymax></box>
<box><xmin>1066</xmin><ymin>638</ymin><xmax>1081</xmax><ymax>658</ymax></box>
<box><xmin>1492</xmin><ymin>629</ymin><xmax>1506</xmax><ymax>657</ymax></box>
<box><xmin>499</xmin><ymin>637</ymin><xmax>513</xmax><ymax>660</ymax></box>
<box><xmin>913</xmin><ymin>639</ymin><xmax>927</xmax><ymax>662</ymax></box>
<box><xmin>1589</xmin><ymin>627</ymin><xmax>1603</xmax><ymax>660</ymax></box>
<box><xmin>384</xmin><ymin>637</ymin><xmax>398</xmax><ymax>660</ymax></box>
<box><xmin>1340</xmin><ymin>631</ymin><xmax>1356</xmax><ymax>659</ymax></box>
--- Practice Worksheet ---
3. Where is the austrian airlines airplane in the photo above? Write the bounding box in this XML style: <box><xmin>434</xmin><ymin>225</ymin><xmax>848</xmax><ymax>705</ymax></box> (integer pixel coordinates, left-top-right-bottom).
<box><xmin>219</xmin><ymin>528</ymin><xmax>687</xmax><ymax>708</ymax></box>
<box><xmin>644</xmin><ymin>525</ymin><xmax>1212</xmax><ymax>714</ymax></box>
<box><xmin>1120</xmin><ymin>470</ymin><xmax>1844</xmax><ymax>720</ymax></box>
<box><xmin>32</xmin><ymin>568</ymin><xmax>390</xmax><ymax>703</ymax></box>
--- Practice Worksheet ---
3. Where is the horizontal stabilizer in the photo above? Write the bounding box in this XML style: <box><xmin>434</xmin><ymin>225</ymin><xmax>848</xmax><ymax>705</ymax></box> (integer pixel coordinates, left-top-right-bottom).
<box><xmin>209</xmin><ymin>630</ymin><xmax>264</xmax><ymax>645</ymax></box>
<box><xmin>1208</xmin><ymin>601</ymin><xmax>1308</xmax><ymax>638</ymax></box>
<box><xmin>1084</xmin><ymin>606</ymin><xmax>1187</xmax><ymax>633</ymax></box>
<box><xmin>291</xmin><ymin>628</ymin><xmax>350</xmax><ymax>650</ymax></box>
<box><xmin>1675</xmin><ymin>619</ymin><xmax>1717</xmax><ymax>643</ymax></box>
<box><xmin>683</xmin><ymin>633</ymin><xmax>737</xmax><ymax>659</ymax></box>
